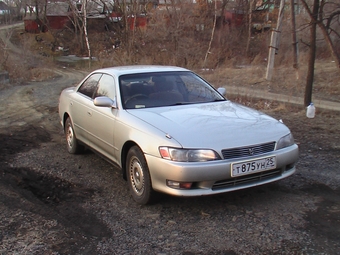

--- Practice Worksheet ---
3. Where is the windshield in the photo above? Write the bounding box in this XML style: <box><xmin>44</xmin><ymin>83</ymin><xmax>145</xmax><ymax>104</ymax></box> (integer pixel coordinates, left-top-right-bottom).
<box><xmin>119</xmin><ymin>71</ymin><xmax>225</xmax><ymax>109</ymax></box>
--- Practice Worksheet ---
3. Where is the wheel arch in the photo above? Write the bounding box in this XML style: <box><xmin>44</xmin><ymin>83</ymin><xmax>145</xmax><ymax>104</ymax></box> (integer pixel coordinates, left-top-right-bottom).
<box><xmin>62</xmin><ymin>112</ymin><xmax>70</xmax><ymax>128</ymax></box>
<box><xmin>121</xmin><ymin>141</ymin><xmax>140</xmax><ymax>180</ymax></box>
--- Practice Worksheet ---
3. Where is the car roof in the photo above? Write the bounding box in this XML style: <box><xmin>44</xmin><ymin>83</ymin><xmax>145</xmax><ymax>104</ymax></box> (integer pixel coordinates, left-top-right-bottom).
<box><xmin>93</xmin><ymin>65</ymin><xmax>189</xmax><ymax>76</ymax></box>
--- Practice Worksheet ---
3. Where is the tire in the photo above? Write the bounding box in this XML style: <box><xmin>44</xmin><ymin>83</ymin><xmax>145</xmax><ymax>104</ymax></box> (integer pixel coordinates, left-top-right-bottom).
<box><xmin>64</xmin><ymin>117</ymin><xmax>83</xmax><ymax>154</ymax></box>
<box><xmin>126</xmin><ymin>146</ymin><xmax>157</xmax><ymax>205</ymax></box>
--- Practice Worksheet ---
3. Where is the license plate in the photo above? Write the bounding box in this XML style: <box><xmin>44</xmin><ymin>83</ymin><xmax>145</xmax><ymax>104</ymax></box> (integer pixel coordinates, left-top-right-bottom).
<box><xmin>231</xmin><ymin>156</ymin><xmax>276</xmax><ymax>177</ymax></box>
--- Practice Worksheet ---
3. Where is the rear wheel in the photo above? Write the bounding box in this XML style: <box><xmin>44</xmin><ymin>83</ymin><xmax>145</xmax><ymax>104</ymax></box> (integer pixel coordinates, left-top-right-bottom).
<box><xmin>126</xmin><ymin>146</ymin><xmax>157</xmax><ymax>205</ymax></box>
<box><xmin>65</xmin><ymin>117</ymin><xmax>83</xmax><ymax>154</ymax></box>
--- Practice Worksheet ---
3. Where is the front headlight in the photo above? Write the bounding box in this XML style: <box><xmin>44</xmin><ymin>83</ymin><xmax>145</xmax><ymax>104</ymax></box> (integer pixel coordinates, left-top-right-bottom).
<box><xmin>159</xmin><ymin>147</ymin><xmax>221</xmax><ymax>162</ymax></box>
<box><xmin>276</xmin><ymin>133</ymin><xmax>295</xmax><ymax>150</ymax></box>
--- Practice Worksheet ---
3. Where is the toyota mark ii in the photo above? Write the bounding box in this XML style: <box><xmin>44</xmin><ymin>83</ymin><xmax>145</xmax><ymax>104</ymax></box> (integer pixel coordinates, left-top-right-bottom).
<box><xmin>58</xmin><ymin>65</ymin><xmax>299</xmax><ymax>204</ymax></box>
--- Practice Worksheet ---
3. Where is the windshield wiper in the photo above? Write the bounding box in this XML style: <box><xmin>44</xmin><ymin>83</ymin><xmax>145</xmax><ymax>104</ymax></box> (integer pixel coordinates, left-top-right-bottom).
<box><xmin>171</xmin><ymin>101</ymin><xmax>203</xmax><ymax>106</ymax></box>
<box><xmin>167</xmin><ymin>99</ymin><xmax>225</xmax><ymax>106</ymax></box>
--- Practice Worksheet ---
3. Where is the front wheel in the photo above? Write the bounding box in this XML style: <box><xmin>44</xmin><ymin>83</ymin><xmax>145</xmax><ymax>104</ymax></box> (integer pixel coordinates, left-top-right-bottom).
<box><xmin>64</xmin><ymin>117</ymin><xmax>83</xmax><ymax>154</ymax></box>
<box><xmin>126</xmin><ymin>146</ymin><xmax>157</xmax><ymax>205</ymax></box>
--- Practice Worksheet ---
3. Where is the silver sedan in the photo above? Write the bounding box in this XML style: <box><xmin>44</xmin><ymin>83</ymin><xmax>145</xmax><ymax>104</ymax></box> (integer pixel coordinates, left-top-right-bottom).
<box><xmin>58</xmin><ymin>65</ymin><xmax>299</xmax><ymax>204</ymax></box>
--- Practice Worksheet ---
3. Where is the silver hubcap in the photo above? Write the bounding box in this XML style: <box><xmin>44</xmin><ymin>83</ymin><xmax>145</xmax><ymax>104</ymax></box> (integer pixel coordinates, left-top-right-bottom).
<box><xmin>66</xmin><ymin>125</ymin><xmax>74</xmax><ymax>149</ymax></box>
<box><xmin>129</xmin><ymin>157</ymin><xmax>144</xmax><ymax>196</ymax></box>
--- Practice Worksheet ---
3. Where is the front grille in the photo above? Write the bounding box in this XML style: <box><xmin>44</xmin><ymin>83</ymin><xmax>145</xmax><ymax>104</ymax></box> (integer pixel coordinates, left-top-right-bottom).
<box><xmin>221</xmin><ymin>142</ymin><xmax>275</xmax><ymax>160</ymax></box>
<box><xmin>212</xmin><ymin>169</ymin><xmax>281</xmax><ymax>190</ymax></box>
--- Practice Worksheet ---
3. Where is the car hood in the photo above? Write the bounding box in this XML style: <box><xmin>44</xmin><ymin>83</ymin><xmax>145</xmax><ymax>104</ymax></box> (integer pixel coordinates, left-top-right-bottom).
<box><xmin>127</xmin><ymin>101</ymin><xmax>290</xmax><ymax>149</ymax></box>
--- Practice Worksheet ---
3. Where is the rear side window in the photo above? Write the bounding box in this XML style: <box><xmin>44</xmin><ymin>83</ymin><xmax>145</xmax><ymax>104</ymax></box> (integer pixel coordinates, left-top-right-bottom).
<box><xmin>78</xmin><ymin>73</ymin><xmax>102</xmax><ymax>98</ymax></box>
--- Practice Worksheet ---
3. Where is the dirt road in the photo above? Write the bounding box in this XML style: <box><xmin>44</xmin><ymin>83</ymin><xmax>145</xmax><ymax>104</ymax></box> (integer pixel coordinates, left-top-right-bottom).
<box><xmin>0</xmin><ymin>66</ymin><xmax>339</xmax><ymax>254</ymax></box>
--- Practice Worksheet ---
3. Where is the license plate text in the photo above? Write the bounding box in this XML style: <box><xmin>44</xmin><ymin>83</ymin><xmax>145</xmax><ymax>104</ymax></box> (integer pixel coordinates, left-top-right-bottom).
<box><xmin>232</xmin><ymin>156</ymin><xmax>276</xmax><ymax>177</ymax></box>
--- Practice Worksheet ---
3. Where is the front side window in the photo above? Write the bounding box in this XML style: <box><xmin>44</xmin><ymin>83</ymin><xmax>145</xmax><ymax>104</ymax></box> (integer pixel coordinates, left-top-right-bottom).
<box><xmin>95</xmin><ymin>74</ymin><xmax>116</xmax><ymax>100</ymax></box>
<box><xmin>78</xmin><ymin>73</ymin><xmax>102</xmax><ymax>98</ymax></box>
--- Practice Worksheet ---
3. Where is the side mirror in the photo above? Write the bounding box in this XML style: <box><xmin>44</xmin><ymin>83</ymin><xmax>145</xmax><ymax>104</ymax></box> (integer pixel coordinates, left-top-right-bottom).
<box><xmin>217</xmin><ymin>87</ymin><xmax>226</xmax><ymax>96</ymax></box>
<box><xmin>93</xmin><ymin>96</ymin><xmax>117</xmax><ymax>108</ymax></box>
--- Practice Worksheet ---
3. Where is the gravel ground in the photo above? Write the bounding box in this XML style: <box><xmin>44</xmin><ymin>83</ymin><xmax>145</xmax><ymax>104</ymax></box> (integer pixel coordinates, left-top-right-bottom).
<box><xmin>0</xmin><ymin>65</ymin><xmax>340</xmax><ymax>255</ymax></box>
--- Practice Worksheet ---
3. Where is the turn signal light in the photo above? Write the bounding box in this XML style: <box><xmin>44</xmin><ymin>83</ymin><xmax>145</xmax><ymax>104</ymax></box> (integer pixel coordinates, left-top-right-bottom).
<box><xmin>167</xmin><ymin>180</ymin><xmax>193</xmax><ymax>189</ymax></box>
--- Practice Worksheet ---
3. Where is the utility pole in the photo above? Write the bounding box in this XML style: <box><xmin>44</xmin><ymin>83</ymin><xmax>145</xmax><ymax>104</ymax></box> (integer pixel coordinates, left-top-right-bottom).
<box><xmin>265</xmin><ymin>0</ymin><xmax>285</xmax><ymax>81</ymax></box>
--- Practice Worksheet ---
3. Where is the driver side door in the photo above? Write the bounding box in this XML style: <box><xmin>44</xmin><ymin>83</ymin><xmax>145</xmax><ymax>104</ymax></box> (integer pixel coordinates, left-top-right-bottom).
<box><xmin>86</xmin><ymin>74</ymin><xmax>118</xmax><ymax>162</ymax></box>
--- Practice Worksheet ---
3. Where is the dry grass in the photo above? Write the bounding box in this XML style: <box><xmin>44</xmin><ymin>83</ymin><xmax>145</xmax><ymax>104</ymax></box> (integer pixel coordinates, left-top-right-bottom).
<box><xmin>199</xmin><ymin>56</ymin><xmax>340</xmax><ymax>105</ymax></box>
<box><xmin>2</xmin><ymin>20</ymin><xmax>339</xmax><ymax>107</ymax></box>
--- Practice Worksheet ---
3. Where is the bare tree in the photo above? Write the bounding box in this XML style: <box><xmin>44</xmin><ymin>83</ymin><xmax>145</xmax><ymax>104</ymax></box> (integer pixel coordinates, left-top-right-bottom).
<box><xmin>66</xmin><ymin>0</ymin><xmax>85</xmax><ymax>51</ymax></box>
<box><xmin>300</xmin><ymin>0</ymin><xmax>340</xmax><ymax>69</ymax></box>
<box><xmin>300</xmin><ymin>0</ymin><xmax>340</xmax><ymax>105</ymax></box>
<box><xmin>66</xmin><ymin>0</ymin><xmax>104</xmax><ymax>56</ymax></box>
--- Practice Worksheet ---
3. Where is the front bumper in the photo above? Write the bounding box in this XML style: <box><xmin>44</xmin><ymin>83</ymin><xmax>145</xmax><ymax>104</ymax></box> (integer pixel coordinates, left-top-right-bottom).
<box><xmin>145</xmin><ymin>144</ymin><xmax>299</xmax><ymax>196</ymax></box>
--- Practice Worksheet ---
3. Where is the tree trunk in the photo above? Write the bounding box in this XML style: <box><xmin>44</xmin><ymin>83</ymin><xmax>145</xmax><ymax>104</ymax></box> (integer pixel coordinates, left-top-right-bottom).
<box><xmin>35</xmin><ymin>0</ymin><xmax>39</xmax><ymax>20</ymax></box>
<box><xmin>290</xmin><ymin>0</ymin><xmax>299</xmax><ymax>71</ymax></box>
<box><xmin>123</xmin><ymin>0</ymin><xmax>131</xmax><ymax>60</ymax></box>
<box><xmin>82</xmin><ymin>0</ymin><xmax>92</xmax><ymax>66</ymax></box>
<box><xmin>304</xmin><ymin>0</ymin><xmax>319</xmax><ymax>106</ymax></box>
<box><xmin>217</xmin><ymin>0</ymin><xmax>227</xmax><ymax>45</ymax></box>
<box><xmin>203</xmin><ymin>0</ymin><xmax>217</xmax><ymax>68</ymax></box>
<box><xmin>246</xmin><ymin>0</ymin><xmax>254</xmax><ymax>54</ymax></box>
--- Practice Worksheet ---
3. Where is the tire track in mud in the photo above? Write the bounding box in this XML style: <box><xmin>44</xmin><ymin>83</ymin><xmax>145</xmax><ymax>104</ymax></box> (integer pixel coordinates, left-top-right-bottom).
<box><xmin>0</xmin><ymin>67</ymin><xmax>112</xmax><ymax>254</ymax></box>
<box><xmin>1</xmin><ymin>23</ymin><xmax>86</xmax><ymax>137</ymax></box>
<box><xmin>0</xmin><ymin>23</ymin><xmax>23</xmax><ymax>55</ymax></box>
<box><xmin>0</xmin><ymin>69</ymin><xmax>85</xmax><ymax>137</ymax></box>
